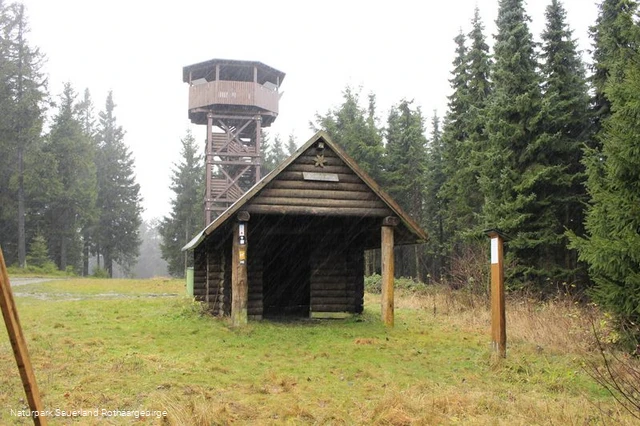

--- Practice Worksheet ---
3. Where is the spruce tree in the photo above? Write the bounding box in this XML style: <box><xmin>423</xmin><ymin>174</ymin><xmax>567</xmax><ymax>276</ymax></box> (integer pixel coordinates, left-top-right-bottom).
<box><xmin>0</xmin><ymin>3</ymin><xmax>46</xmax><ymax>267</ymax></box>
<box><xmin>589</xmin><ymin>0</ymin><xmax>639</xmax><ymax>130</ymax></box>
<box><xmin>423</xmin><ymin>111</ymin><xmax>446</xmax><ymax>279</ymax></box>
<box><xmin>385</xmin><ymin>99</ymin><xmax>429</xmax><ymax>277</ymax></box>
<box><xmin>286</xmin><ymin>133</ymin><xmax>297</xmax><ymax>156</ymax></box>
<box><xmin>94</xmin><ymin>92</ymin><xmax>142</xmax><ymax>277</ymax></box>
<box><xmin>77</xmin><ymin>88</ymin><xmax>98</xmax><ymax>275</ymax></box>
<box><xmin>26</xmin><ymin>232</ymin><xmax>51</xmax><ymax>268</ymax></box>
<box><xmin>440</xmin><ymin>17</ymin><xmax>492</xmax><ymax>252</ymax></box>
<box><xmin>531</xmin><ymin>0</ymin><xmax>590</xmax><ymax>283</ymax></box>
<box><xmin>312</xmin><ymin>86</ymin><xmax>384</xmax><ymax>183</ymax></box>
<box><xmin>570</xmin><ymin>0</ymin><xmax>640</xmax><ymax>341</ymax></box>
<box><xmin>159</xmin><ymin>130</ymin><xmax>204</xmax><ymax>277</ymax></box>
<box><xmin>385</xmin><ymin>99</ymin><xmax>428</xmax><ymax>219</ymax></box>
<box><xmin>44</xmin><ymin>83</ymin><xmax>97</xmax><ymax>271</ymax></box>
<box><xmin>480</xmin><ymin>0</ymin><xmax>542</xmax><ymax>286</ymax></box>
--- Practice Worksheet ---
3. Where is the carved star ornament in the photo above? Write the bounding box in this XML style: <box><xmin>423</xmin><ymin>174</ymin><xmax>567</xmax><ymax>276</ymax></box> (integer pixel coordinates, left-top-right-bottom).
<box><xmin>314</xmin><ymin>154</ymin><xmax>327</xmax><ymax>168</ymax></box>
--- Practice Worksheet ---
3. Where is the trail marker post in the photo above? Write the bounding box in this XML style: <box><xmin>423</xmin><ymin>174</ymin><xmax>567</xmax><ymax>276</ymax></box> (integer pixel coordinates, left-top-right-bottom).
<box><xmin>485</xmin><ymin>229</ymin><xmax>507</xmax><ymax>358</ymax></box>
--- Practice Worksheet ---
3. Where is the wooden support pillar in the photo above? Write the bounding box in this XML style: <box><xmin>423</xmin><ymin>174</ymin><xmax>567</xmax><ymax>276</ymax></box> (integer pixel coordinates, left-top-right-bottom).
<box><xmin>381</xmin><ymin>216</ymin><xmax>399</xmax><ymax>327</ymax></box>
<box><xmin>231</xmin><ymin>211</ymin><xmax>250</xmax><ymax>327</ymax></box>
<box><xmin>486</xmin><ymin>229</ymin><xmax>506</xmax><ymax>358</ymax></box>
<box><xmin>0</xmin><ymin>247</ymin><xmax>47</xmax><ymax>425</ymax></box>
<box><xmin>204</xmin><ymin>112</ymin><xmax>214</xmax><ymax>225</ymax></box>
<box><xmin>255</xmin><ymin>116</ymin><xmax>262</xmax><ymax>182</ymax></box>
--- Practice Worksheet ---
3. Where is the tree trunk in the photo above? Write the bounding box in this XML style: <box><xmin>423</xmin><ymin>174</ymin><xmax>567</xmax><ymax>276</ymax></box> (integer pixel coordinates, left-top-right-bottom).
<box><xmin>17</xmin><ymin>147</ymin><xmax>26</xmax><ymax>268</ymax></box>
<box><xmin>414</xmin><ymin>245</ymin><xmax>422</xmax><ymax>283</ymax></box>
<box><xmin>82</xmin><ymin>236</ymin><xmax>89</xmax><ymax>276</ymax></box>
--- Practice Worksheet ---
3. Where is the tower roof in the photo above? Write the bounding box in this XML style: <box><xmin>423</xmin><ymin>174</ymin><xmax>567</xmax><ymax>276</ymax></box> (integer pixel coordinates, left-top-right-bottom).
<box><xmin>182</xmin><ymin>58</ymin><xmax>286</xmax><ymax>85</ymax></box>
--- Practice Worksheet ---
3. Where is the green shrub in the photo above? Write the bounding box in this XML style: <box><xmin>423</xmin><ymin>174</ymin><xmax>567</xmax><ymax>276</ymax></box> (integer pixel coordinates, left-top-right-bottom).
<box><xmin>92</xmin><ymin>267</ymin><xmax>109</xmax><ymax>278</ymax></box>
<box><xmin>364</xmin><ymin>274</ymin><xmax>427</xmax><ymax>294</ymax></box>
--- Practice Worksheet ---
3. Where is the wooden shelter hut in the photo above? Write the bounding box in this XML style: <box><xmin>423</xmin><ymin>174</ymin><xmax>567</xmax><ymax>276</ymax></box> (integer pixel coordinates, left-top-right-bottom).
<box><xmin>183</xmin><ymin>131</ymin><xmax>427</xmax><ymax>325</ymax></box>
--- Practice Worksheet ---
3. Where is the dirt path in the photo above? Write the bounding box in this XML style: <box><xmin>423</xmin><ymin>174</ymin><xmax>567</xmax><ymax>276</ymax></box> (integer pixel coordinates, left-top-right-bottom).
<box><xmin>8</xmin><ymin>277</ymin><xmax>61</xmax><ymax>287</ymax></box>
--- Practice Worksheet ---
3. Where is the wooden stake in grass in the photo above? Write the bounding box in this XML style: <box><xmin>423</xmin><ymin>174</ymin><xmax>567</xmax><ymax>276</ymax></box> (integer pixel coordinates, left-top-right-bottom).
<box><xmin>0</xmin><ymin>247</ymin><xmax>47</xmax><ymax>425</ymax></box>
<box><xmin>382</xmin><ymin>216</ymin><xmax>399</xmax><ymax>327</ymax></box>
<box><xmin>485</xmin><ymin>229</ymin><xmax>506</xmax><ymax>358</ymax></box>
<box><xmin>232</xmin><ymin>211</ymin><xmax>250</xmax><ymax>327</ymax></box>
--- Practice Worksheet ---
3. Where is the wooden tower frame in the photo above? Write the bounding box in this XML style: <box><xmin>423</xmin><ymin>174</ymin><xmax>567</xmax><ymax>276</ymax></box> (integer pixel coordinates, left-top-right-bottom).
<box><xmin>183</xmin><ymin>59</ymin><xmax>285</xmax><ymax>224</ymax></box>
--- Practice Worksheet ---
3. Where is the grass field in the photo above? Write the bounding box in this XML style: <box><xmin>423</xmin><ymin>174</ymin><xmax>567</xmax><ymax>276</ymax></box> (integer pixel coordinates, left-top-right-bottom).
<box><xmin>0</xmin><ymin>277</ymin><xmax>636</xmax><ymax>425</ymax></box>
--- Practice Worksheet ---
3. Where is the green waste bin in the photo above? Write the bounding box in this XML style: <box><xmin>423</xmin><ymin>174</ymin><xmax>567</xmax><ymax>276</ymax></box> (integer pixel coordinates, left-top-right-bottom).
<box><xmin>186</xmin><ymin>267</ymin><xmax>194</xmax><ymax>297</ymax></box>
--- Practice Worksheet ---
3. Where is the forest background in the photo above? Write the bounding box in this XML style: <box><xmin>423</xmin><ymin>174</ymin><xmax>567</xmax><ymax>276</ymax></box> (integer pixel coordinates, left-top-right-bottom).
<box><xmin>0</xmin><ymin>0</ymin><xmax>638</xmax><ymax>343</ymax></box>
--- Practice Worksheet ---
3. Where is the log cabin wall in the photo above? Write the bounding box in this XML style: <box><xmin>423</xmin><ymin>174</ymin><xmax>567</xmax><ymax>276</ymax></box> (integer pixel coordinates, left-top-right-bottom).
<box><xmin>309</xmin><ymin>224</ymin><xmax>365</xmax><ymax>315</ymax></box>
<box><xmin>193</xmin><ymin>239</ymin><xmax>230</xmax><ymax>316</ymax></box>
<box><xmin>193</xmin><ymin>246</ymin><xmax>206</xmax><ymax>301</ymax></box>
<box><xmin>248</xmin><ymin>242</ymin><xmax>264</xmax><ymax>319</ymax></box>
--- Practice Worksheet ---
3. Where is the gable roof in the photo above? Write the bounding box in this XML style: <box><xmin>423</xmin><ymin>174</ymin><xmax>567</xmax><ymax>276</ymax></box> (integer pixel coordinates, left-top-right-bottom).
<box><xmin>183</xmin><ymin>131</ymin><xmax>427</xmax><ymax>251</ymax></box>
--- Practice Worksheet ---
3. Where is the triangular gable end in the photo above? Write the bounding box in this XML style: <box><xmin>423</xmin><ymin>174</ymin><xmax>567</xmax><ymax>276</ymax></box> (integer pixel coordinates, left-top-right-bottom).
<box><xmin>246</xmin><ymin>142</ymin><xmax>393</xmax><ymax>218</ymax></box>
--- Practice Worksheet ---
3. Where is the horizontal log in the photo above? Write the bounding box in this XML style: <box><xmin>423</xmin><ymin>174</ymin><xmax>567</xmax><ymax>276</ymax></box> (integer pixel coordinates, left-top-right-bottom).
<box><xmin>251</xmin><ymin>196</ymin><xmax>386</xmax><ymax>210</ymax></box>
<box><xmin>267</xmin><ymin>180</ymin><xmax>369</xmax><ymax>192</ymax></box>
<box><xmin>311</xmin><ymin>297</ymin><xmax>353</xmax><ymax>305</ymax></box>
<box><xmin>246</xmin><ymin>204</ymin><xmax>392</xmax><ymax>217</ymax></box>
<box><xmin>286</xmin><ymin>163</ymin><xmax>353</xmax><ymax>175</ymax></box>
<box><xmin>248</xmin><ymin>293</ymin><xmax>263</xmax><ymax>301</ymax></box>
<box><xmin>310</xmin><ymin>290</ymin><xmax>357</xmax><ymax>298</ymax></box>
<box><xmin>258</xmin><ymin>188</ymin><xmax>378</xmax><ymax>201</ymax></box>
<box><xmin>310</xmin><ymin>276</ymin><xmax>350</xmax><ymax>284</ymax></box>
<box><xmin>311</xmin><ymin>304</ymin><xmax>354</xmax><ymax>312</ymax></box>
<box><xmin>277</xmin><ymin>171</ymin><xmax>363</xmax><ymax>184</ymax></box>
<box><xmin>309</xmin><ymin>269</ymin><xmax>349</xmax><ymax>277</ymax></box>
<box><xmin>310</xmin><ymin>283</ymin><xmax>349</xmax><ymax>291</ymax></box>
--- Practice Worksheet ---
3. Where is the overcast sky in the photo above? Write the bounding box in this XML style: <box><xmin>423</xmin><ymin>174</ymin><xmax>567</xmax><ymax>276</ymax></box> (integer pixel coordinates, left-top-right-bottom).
<box><xmin>19</xmin><ymin>0</ymin><xmax>599</xmax><ymax>221</ymax></box>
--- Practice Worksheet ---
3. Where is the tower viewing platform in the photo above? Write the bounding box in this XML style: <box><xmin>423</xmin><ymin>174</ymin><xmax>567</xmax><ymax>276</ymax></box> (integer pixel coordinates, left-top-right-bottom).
<box><xmin>182</xmin><ymin>58</ymin><xmax>285</xmax><ymax>126</ymax></box>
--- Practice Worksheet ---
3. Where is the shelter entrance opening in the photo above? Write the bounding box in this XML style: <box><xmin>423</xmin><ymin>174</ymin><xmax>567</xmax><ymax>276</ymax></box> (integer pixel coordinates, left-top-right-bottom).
<box><xmin>263</xmin><ymin>236</ymin><xmax>311</xmax><ymax>318</ymax></box>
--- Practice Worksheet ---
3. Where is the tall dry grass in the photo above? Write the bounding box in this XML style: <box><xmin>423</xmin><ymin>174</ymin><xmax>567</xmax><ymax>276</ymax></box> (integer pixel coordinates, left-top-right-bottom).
<box><xmin>389</xmin><ymin>285</ymin><xmax>603</xmax><ymax>355</ymax></box>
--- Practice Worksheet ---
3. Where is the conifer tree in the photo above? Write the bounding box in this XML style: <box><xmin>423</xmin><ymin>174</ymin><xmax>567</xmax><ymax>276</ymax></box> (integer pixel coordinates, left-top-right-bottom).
<box><xmin>77</xmin><ymin>88</ymin><xmax>98</xmax><ymax>275</ymax></box>
<box><xmin>159</xmin><ymin>130</ymin><xmax>204</xmax><ymax>277</ymax></box>
<box><xmin>312</xmin><ymin>86</ymin><xmax>384</xmax><ymax>183</ymax></box>
<box><xmin>440</xmin><ymin>14</ymin><xmax>492</xmax><ymax>252</ymax></box>
<box><xmin>94</xmin><ymin>92</ymin><xmax>142</xmax><ymax>277</ymax></box>
<box><xmin>423</xmin><ymin>111</ymin><xmax>446</xmax><ymax>279</ymax></box>
<box><xmin>385</xmin><ymin>99</ymin><xmax>428</xmax><ymax>219</ymax></box>
<box><xmin>385</xmin><ymin>99</ymin><xmax>429</xmax><ymax>277</ymax></box>
<box><xmin>26</xmin><ymin>231</ymin><xmax>51</xmax><ymax>268</ymax></box>
<box><xmin>264</xmin><ymin>134</ymin><xmax>286</xmax><ymax>173</ymax></box>
<box><xmin>589</xmin><ymin>0</ymin><xmax>639</xmax><ymax>130</ymax></box>
<box><xmin>44</xmin><ymin>83</ymin><xmax>97</xmax><ymax>271</ymax></box>
<box><xmin>570</xmin><ymin>0</ymin><xmax>640</xmax><ymax>341</ymax></box>
<box><xmin>531</xmin><ymin>0</ymin><xmax>591</xmax><ymax>282</ymax></box>
<box><xmin>0</xmin><ymin>3</ymin><xmax>46</xmax><ymax>267</ymax></box>
<box><xmin>480</xmin><ymin>0</ymin><xmax>542</xmax><ymax>286</ymax></box>
<box><xmin>286</xmin><ymin>133</ymin><xmax>297</xmax><ymax>156</ymax></box>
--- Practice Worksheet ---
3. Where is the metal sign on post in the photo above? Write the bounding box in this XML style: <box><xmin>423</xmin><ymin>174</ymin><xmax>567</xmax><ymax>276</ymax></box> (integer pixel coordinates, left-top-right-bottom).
<box><xmin>0</xmin><ymin>247</ymin><xmax>47</xmax><ymax>425</ymax></box>
<box><xmin>485</xmin><ymin>229</ymin><xmax>507</xmax><ymax>358</ymax></box>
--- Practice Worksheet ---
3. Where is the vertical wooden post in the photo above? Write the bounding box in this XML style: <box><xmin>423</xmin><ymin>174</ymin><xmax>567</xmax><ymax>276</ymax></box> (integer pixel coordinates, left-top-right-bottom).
<box><xmin>204</xmin><ymin>112</ymin><xmax>214</xmax><ymax>226</ymax></box>
<box><xmin>255</xmin><ymin>116</ymin><xmax>262</xmax><ymax>182</ymax></box>
<box><xmin>231</xmin><ymin>212</ymin><xmax>250</xmax><ymax>327</ymax></box>
<box><xmin>486</xmin><ymin>229</ymin><xmax>506</xmax><ymax>358</ymax></box>
<box><xmin>381</xmin><ymin>216</ymin><xmax>399</xmax><ymax>327</ymax></box>
<box><xmin>0</xmin><ymin>247</ymin><xmax>47</xmax><ymax>425</ymax></box>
